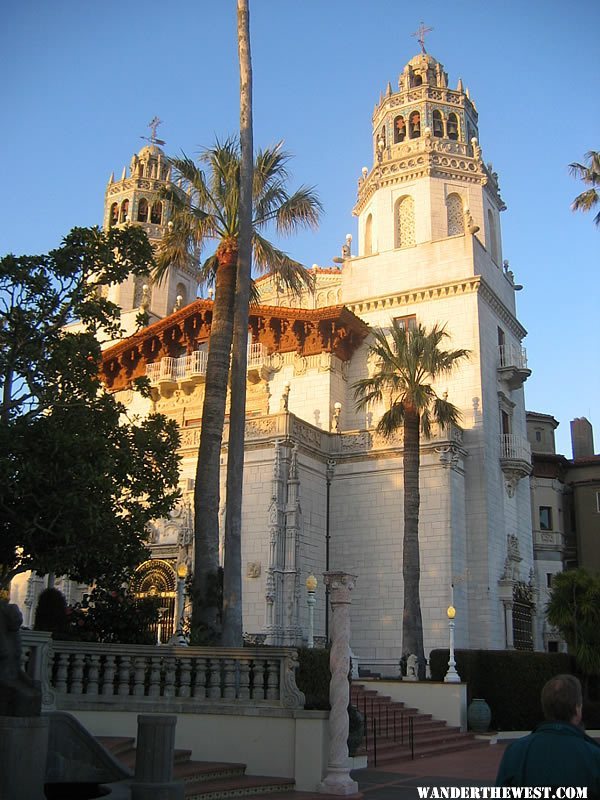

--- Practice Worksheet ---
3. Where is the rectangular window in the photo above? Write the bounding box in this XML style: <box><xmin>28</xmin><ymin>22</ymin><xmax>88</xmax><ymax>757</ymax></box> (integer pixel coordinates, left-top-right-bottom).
<box><xmin>393</xmin><ymin>314</ymin><xmax>417</xmax><ymax>332</ymax></box>
<box><xmin>596</xmin><ymin>491</ymin><xmax>600</xmax><ymax>514</ymax></box>
<box><xmin>535</xmin><ymin>430</ymin><xmax>542</xmax><ymax>443</ymax></box>
<box><xmin>539</xmin><ymin>506</ymin><xmax>553</xmax><ymax>531</ymax></box>
<box><xmin>546</xmin><ymin>573</ymin><xmax>554</xmax><ymax>588</ymax></box>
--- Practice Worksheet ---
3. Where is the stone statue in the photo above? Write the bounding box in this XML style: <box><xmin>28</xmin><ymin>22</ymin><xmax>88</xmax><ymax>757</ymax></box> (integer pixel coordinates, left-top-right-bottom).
<box><xmin>0</xmin><ymin>601</ymin><xmax>41</xmax><ymax>716</ymax></box>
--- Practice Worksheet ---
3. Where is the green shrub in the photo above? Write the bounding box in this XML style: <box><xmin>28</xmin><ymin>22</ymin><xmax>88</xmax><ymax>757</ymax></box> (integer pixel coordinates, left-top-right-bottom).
<box><xmin>430</xmin><ymin>649</ymin><xmax>574</xmax><ymax>730</ymax></box>
<box><xmin>34</xmin><ymin>588</ymin><xmax>69</xmax><ymax>637</ymax></box>
<box><xmin>296</xmin><ymin>647</ymin><xmax>330</xmax><ymax>710</ymax></box>
<box><xmin>66</xmin><ymin>585</ymin><xmax>158</xmax><ymax>644</ymax></box>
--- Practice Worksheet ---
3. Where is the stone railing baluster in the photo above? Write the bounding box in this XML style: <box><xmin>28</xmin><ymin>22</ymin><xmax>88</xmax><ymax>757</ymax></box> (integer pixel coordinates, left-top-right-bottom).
<box><xmin>238</xmin><ymin>659</ymin><xmax>251</xmax><ymax>701</ymax></box>
<box><xmin>192</xmin><ymin>657</ymin><xmax>207</xmax><ymax>699</ymax></box>
<box><xmin>207</xmin><ymin>658</ymin><xmax>222</xmax><ymax>700</ymax></box>
<box><xmin>87</xmin><ymin>654</ymin><xmax>100</xmax><ymax>696</ymax></box>
<box><xmin>70</xmin><ymin>652</ymin><xmax>85</xmax><ymax>694</ymax></box>
<box><xmin>148</xmin><ymin>655</ymin><xmax>161</xmax><ymax>697</ymax></box>
<box><xmin>55</xmin><ymin>653</ymin><xmax>70</xmax><ymax>693</ymax></box>
<box><xmin>101</xmin><ymin>655</ymin><xmax>116</xmax><ymax>696</ymax></box>
<box><xmin>266</xmin><ymin>660</ymin><xmax>279</xmax><ymax>701</ymax></box>
<box><xmin>117</xmin><ymin>655</ymin><xmax>131</xmax><ymax>697</ymax></box>
<box><xmin>223</xmin><ymin>658</ymin><xmax>236</xmax><ymax>699</ymax></box>
<box><xmin>178</xmin><ymin>656</ymin><xmax>192</xmax><ymax>698</ymax></box>
<box><xmin>133</xmin><ymin>656</ymin><xmax>146</xmax><ymax>697</ymax></box>
<box><xmin>251</xmin><ymin>659</ymin><xmax>265</xmax><ymax>700</ymax></box>
<box><xmin>163</xmin><ymin>657</ymin><xmax>176</xmax><ymax>698</ymax></box>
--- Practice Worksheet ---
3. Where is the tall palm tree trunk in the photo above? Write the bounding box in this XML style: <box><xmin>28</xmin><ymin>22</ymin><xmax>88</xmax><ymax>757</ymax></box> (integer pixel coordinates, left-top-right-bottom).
<box><xmin>402</xmin><ymin>409</ymin><xmax>425</xmax><ymax>675</ymax></box>
<box><xmin>192</xmin><ymin>240</ymin><xmax>237</xmax><ymax>640</ymax></box>
<box><xmin>222</xmin><ymin>0</ymin><xmax>253</xmax><ymax>647</ymax></box>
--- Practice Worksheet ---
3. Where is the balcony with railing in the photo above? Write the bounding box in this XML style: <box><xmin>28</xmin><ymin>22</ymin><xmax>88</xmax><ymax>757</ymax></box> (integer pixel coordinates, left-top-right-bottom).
<box><xmin>146</xmin><ymin>343</ymin><xmax>271</xmax><ymax>388</ymax></box>
<box><xmin>497</xmin><ymin>344</ymin><xmax>531</xmax><ymax>389</ymax></box>
<box><xmin>499</xmin><ymin>433</ymin><xmax>532</xmax><ymax>496</ymax></box>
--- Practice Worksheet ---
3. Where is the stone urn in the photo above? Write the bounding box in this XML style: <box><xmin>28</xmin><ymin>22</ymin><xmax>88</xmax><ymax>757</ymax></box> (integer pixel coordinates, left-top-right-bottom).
<box><xmin>467</xmin><ymin>698</ymin><xmax>491</xmax><ymax>732</ymax></box>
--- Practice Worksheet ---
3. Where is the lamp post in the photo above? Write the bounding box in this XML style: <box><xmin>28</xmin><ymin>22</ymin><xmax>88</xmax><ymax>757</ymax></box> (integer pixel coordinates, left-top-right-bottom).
<box><xmin>444</xmin><ymin>604</ymin><xmax>461</xmax><ymax>683</ymax></box>
<box><xmin>306</xmin><ymin>574</ymin><xmax>317</xmax><ymax>648</ymax></box>
<box><xmin>175</xmin><ymin>563</ymin><xmax>188</xmax><ymax>645</ymax></box>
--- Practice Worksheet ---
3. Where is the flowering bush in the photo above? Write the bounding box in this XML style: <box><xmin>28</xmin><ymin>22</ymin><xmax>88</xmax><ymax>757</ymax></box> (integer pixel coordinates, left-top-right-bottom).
<box><xmin>66</xmin><ymin>585</ymin><xmax>158</xmax><ymax>644</ymax></box>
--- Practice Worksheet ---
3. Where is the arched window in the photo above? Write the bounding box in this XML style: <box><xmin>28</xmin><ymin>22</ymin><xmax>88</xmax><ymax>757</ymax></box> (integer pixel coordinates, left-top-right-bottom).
<box><xmin>447</xmin><ymin>113</ymin><xmax>459</xmax><ymax>141</ymax></box>
<box><xmin>395</xmin><ymin>196</ymin><xmax>415</xmax><ymax>248</ymax></box>
<box><xmin>394</xmin><ymin>115</ymin><xmax>406</xmax><ymax>143</ymax></box>
<box><xmin>413</xmin><ymin>74</ymin><xmax>423</xmax><ymax>87</ymax></box>
<box><xmin>409</xmin><ymin>112</ymin><xmax>421</xmax><ymax>139</ymax></box>
<box><xmin>446</xmin><ymin>193</ymin><xmax>464</xmax><ymax>236</ymax></box>
<box><xmin>487</xmin><ymin>209</ymin><xmax>498</xmax><ymax>263</ymax></box>
<box><xmin>175</xmin><ymin>283</ymin><xmax>188</xmax><ymax>309</ymax></box>
<box><xmin>109</xmin><ymin>203</ymin><xmax>119</xmax><ymax>227</ymax></box>
<box><xmin>150</xmin><ymin>201</ymin><xmax>162</xmax><ymax>224</ymax></box>
<box><xmin>137</xmin><ymin>198</ymin><xmax>148</xmax><ymax>222</ymax></box>
<box><xmin>120</xmin><ymin>199</ymin><xmax>129</xmax><ymax>223</ymax></box>
<box><xmin>138</xmin><ymin>164</ymin><xmax>144</xmax><ymax>178</ymax></box>
<box><xmin>432</xmin><ymin>110</ymin><xmax>443</xmax><ymax>138</ymax></box>
<box><xmin>364</xmin><ymin>214</ymin><xmax>373</xmax><ymax>256</ymax></box>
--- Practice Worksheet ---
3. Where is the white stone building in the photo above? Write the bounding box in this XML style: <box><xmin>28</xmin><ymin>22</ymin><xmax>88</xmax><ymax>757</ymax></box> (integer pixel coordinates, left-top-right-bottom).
<box><xmin>14</xmin><ymin>52</ymin><xmax>540</xmax><ymax>663</ymax></box>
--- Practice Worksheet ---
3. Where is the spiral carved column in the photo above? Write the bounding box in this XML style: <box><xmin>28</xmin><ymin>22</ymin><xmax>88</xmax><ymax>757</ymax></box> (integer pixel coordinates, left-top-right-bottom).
<box><xmin>319</xmin><ymin>571</ymin><xmax>359</xmax><ymax>796</ymax></box>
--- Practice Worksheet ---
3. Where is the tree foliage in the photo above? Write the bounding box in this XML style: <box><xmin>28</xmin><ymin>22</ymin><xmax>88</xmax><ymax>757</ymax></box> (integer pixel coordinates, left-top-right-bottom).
<box><xmin>546</xmin><ymin>568</ymin><xmax>600</xmax><ymax>677</ymax></box>
<box><xmin>0</xmin><ymin>227</ymin><xmax>181</xmax><ymax>590</ymax></box>
<box><xmin>569</xmin><ymin>150</ymin><xmax>600</xmax><ymax>227</ymax></box>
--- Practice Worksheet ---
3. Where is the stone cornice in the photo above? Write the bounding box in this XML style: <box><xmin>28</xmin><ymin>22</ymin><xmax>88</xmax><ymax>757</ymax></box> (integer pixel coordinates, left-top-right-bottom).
<box><xmin>353</xmin><ymin>140</ymin><xmax>504</xmax><ymax>215</ymax></box>
<box><xmin>345</xmin><ymin>275</ymin><xmax>526</xmax><ymax>340</ymax></box>
<box><xmin>101</xmin><ymin>300</ymin><xmax>369</xmax><ymax>391</ymax></box>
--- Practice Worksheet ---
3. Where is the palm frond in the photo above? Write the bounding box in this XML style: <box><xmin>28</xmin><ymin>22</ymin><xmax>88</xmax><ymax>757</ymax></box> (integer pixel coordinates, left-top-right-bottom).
<box><xmin>275</xmin><ymin>186</ymin><xmax>323</xmax><ymax>234</ymax></box>
<box><xmin>251</xmin><ymin>233</ymin><xmax>313</xmax><ymax>295</ymax></box>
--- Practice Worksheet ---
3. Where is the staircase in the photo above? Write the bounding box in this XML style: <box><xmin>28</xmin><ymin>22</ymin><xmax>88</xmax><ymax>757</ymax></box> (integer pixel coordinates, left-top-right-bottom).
<box><xmin>351</xmin><ymin>682</ymin><xmax>488</xmax><ymax>765</ymax></box>
<box><xmin>98</xmin><ymin>736</ymin><xmax>358</xmax><ymax>799</ymax></box>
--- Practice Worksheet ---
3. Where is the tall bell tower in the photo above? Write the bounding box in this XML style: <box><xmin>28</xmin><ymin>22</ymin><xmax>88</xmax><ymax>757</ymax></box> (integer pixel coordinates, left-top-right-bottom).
<box><xmin>353</xmin><ymin>51</ymin><xmax>504</xmax><ymax>263</ymax></box>
<box><xmin>103</xmin><ymin>120</ymin><xmax>199</xmax><ymax>332</ymax></box>
<box><xmin>339</xmin><ymin>45</ymin><xmax>534</xmax><ymax>653</ymax></box>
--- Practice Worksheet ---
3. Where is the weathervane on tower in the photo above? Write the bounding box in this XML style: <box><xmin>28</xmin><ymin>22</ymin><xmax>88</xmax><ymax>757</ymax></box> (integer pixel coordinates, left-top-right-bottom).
<box><xmin>412</xmin><ymin>22</ymin><xmax>433</xmax><ymax>54</ymax></box>
<box><xmin>141</xmin><ymin>116</ymin><xmax>166</xmax><ymax>147</ymax></box>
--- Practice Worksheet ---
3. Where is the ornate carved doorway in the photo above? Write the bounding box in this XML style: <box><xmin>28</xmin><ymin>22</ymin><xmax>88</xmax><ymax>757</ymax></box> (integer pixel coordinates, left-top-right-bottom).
<box><xmin>132</xmin><ymin>559</ymin><xmax>177</xmax><ymax>644</ymax></box>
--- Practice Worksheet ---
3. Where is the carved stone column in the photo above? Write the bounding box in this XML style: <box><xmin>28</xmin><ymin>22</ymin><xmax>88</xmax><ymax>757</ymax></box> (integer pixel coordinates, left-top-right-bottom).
<box><xmin>319</xmin><ymin>571</ymin><xmax>359</xmax><ymax>796</ymax></box>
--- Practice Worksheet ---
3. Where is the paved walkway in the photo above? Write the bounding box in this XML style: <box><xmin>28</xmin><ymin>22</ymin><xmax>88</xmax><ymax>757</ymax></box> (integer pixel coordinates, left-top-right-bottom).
<box><xmin>352</xmin><ymin>742</ymin><xmax>506</xmax><ymax>798</ymax></box>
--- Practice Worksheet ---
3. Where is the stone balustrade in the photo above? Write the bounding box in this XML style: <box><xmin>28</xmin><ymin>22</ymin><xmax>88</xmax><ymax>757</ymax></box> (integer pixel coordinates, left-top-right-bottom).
<box><xmin>146</xmin><ymin>343</ymin><xmax>268</xmax><ymax>386</ymax></box>
<box><xmin>20</xmin><ymin>634</ymin><xmax>305</xmax><ymax>713</ymax></box>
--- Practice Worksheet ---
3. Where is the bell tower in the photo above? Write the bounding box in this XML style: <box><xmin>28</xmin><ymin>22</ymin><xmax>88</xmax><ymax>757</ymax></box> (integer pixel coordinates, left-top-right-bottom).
<box><xmin>103</xmin><ymin>120</ymin><xmax>199</xmax><ymax>331</ymax></box>
<box><xmin>353</xmin><ymin>51</ymin><xmax>505</xmax><ymax>264</ymax></box>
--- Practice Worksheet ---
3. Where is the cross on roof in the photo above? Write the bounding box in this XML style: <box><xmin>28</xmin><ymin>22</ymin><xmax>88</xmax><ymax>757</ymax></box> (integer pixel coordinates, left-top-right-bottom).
<box><xmin>141</xmin><ymin>116</ymin><xmax>166</xmax><ymax>146</ymax></box>
<box><xmin>411</xmin><ymin>22</ymin><xmax>433</xmax><ymax>54</ymax></box>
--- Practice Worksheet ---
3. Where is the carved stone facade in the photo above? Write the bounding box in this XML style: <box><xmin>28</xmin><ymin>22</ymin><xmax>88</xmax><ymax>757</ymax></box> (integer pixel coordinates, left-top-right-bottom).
<box><xmin>12</xmin><ymin>51</ymin><xmax>539</xmax><ymax>659</ymax></box>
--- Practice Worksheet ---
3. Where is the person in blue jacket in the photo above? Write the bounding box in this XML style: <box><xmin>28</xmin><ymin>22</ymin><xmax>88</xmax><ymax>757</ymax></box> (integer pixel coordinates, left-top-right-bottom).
<box><xmin>496</xmin><ymin>674</ymin><xmax>600</xmax><ymax>794</ymax></box>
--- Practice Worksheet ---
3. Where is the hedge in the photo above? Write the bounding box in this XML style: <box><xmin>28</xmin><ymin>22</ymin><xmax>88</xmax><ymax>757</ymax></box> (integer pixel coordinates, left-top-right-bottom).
<box><xmin>429</xmin><ymin>649</ymin><xmax>575</xmax><ymax>730</ymax></box>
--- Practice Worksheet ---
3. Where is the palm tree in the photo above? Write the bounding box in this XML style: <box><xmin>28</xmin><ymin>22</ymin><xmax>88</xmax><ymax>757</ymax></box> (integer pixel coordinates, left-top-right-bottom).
<box><xmin>155</xmin><ymin>140</ymin><xmax>321</xmax><ymax>641</ymax></box>
<box><xmin>546</xmin><ymin>569</ymin><xmax>600</xmax><ymax>687</ymax></box>
<box><xmin>353</xmin><ymin>321</ymin><xmax>468</xmax><ymax>674</ymax></box>
<box><xmin>222</xmin><ymin>0</ymin><xmax>254</xmax><ymax>647</ymax></box>
<box><xmin>569</xmin><ymin>150</ymin><xmax>600</xmax><ymax>226</ymax></box>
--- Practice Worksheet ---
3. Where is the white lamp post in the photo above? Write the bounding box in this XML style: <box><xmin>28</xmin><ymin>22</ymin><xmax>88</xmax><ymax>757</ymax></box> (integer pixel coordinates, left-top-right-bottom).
<box><xmin>175</xmin><ymin>563</ymin><xmax>188</xmax><ymax>645</ymax></box>
<box><xmin>444</xmin><ymin>604</ymin><xmax>461</xmax><ymax>683</ymax></box>
<box><xmin>306</xmin><ymin>574</ymin><xmax>317</xmax><ymax>648</ymax></box>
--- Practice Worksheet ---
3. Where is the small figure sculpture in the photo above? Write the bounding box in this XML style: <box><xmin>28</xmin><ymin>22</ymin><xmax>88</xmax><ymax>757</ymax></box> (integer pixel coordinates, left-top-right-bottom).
<box><xmin>0</xmin><ymin>602</ymin><xmax>41</xmax><ymax>716</ymax></box>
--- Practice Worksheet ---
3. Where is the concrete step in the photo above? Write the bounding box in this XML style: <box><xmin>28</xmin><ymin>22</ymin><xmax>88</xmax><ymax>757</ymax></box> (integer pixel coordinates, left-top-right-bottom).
<box><xmin>184</xmin><ymin>773</ymin><xmax>295</xmax><ymax>799</ymax></box>
<box><xmin>372</xmin><ymin>737</ymin><xmax>488</xmax><ymax>764</ymax></box>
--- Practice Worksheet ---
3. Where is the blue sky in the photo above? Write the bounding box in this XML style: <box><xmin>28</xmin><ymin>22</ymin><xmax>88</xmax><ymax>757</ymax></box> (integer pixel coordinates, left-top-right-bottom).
<box><xmin>2</xmin><ymin>0</ymin><xmax>598</xmax><ymax>456</ymax></box>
